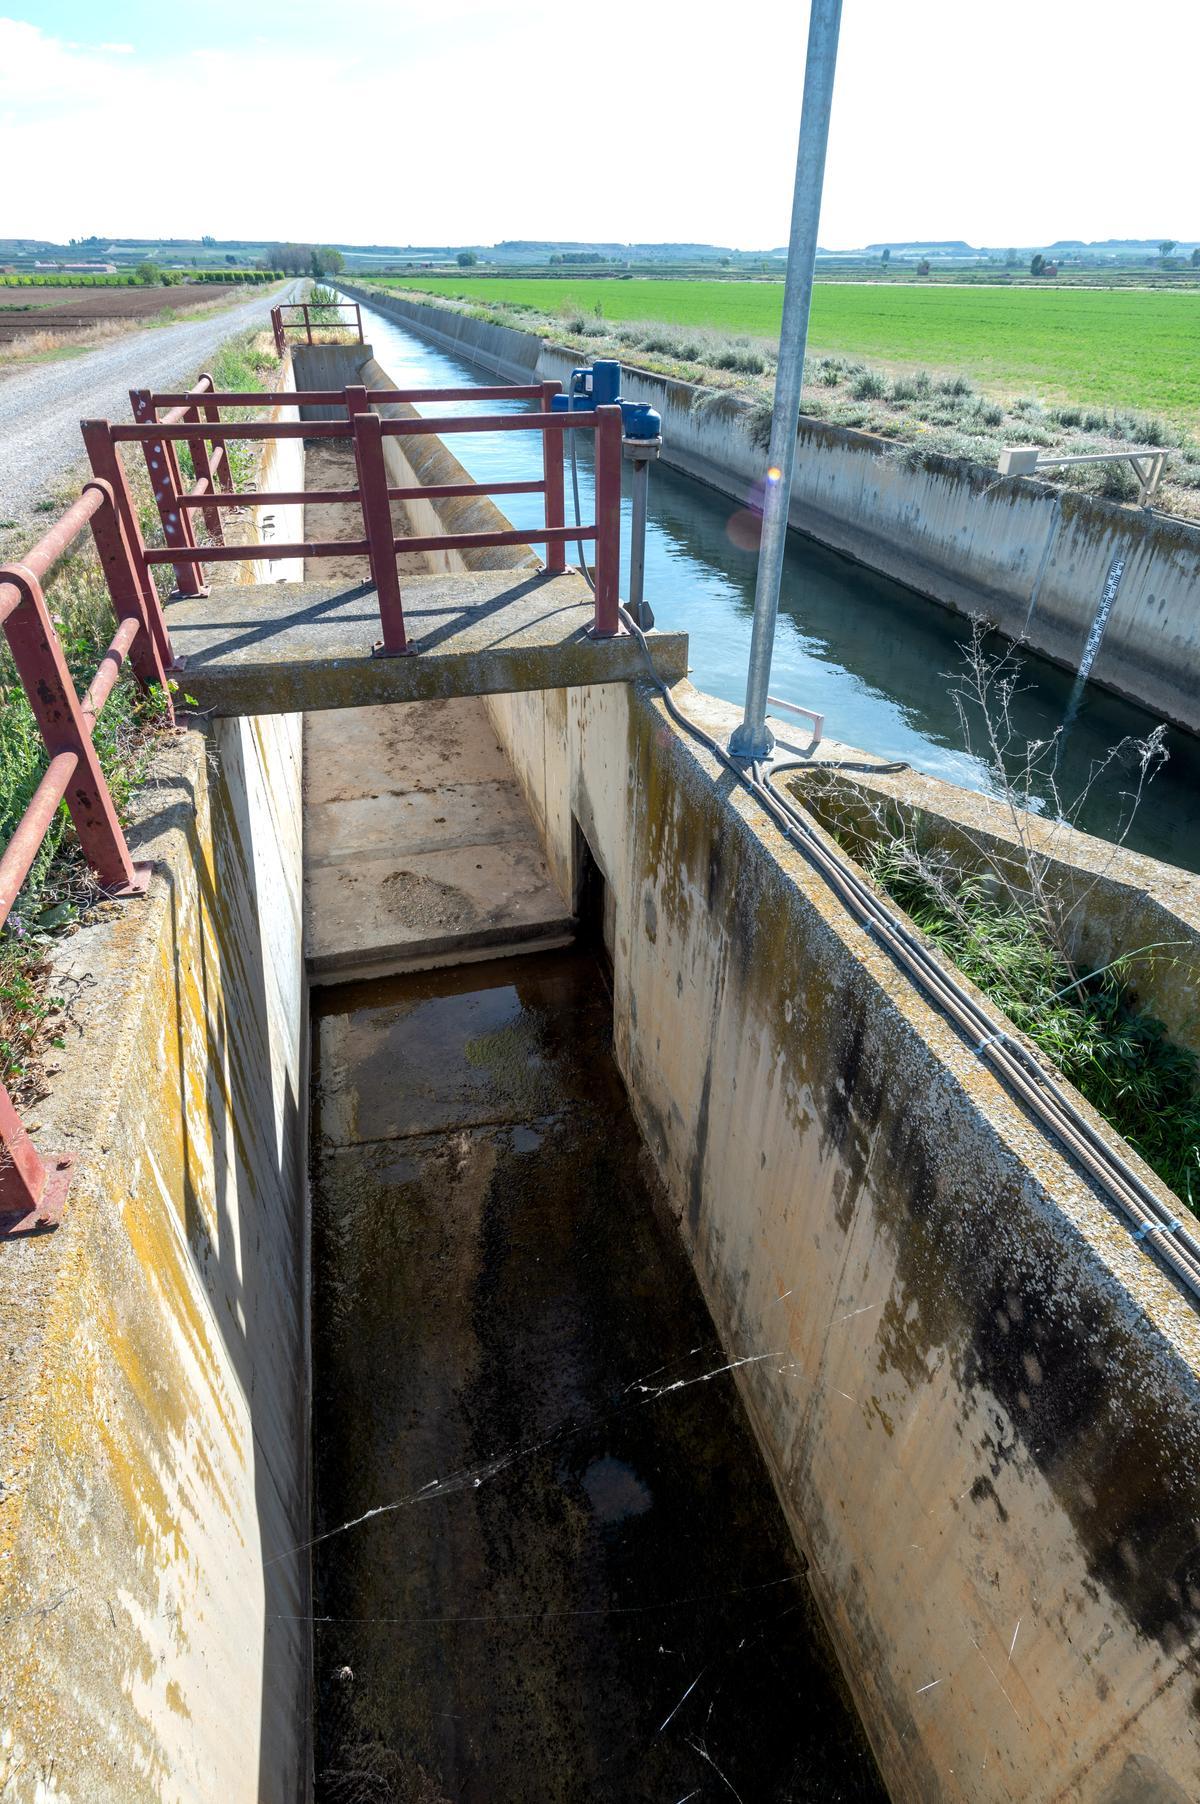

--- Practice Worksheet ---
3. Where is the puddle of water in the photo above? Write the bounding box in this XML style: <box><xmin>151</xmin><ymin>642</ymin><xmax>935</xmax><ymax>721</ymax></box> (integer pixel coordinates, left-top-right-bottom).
<box><xmin>311</xmin><ymin>950</ymin><xmax>885</xmax><ymax>1802</ymax></box>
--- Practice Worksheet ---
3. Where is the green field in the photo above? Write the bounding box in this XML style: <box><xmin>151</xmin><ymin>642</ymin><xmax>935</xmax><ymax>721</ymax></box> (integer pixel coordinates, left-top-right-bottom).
<box><xmin>394</xmin><ymin>278</ymin><xmax>1200</xmax><ymax>419</ymax></box>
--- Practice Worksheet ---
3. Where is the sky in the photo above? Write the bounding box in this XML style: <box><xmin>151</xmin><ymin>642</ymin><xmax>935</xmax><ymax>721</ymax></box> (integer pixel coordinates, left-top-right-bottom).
<box><xmin>2</xmin><ymin>0</ymin><xmax>1196</xmax><ymax>250</ymax></box>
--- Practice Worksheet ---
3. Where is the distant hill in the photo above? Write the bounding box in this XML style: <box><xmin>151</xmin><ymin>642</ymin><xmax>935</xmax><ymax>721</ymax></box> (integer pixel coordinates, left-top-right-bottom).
<box><xmin>863</xmin><ymin>240</ymin><xmax>974</xmax><ymax>254</ymax></box>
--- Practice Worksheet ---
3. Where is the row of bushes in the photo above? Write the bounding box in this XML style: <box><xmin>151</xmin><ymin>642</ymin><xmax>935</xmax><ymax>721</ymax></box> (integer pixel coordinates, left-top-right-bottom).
<box><xmin>0</xmin><ymin>270</ymin><xmax>284</xmax><ymax>289</ymax></box>
<box><xmin>369</xmin><ymin>283</ymin><xmax>1200</xmax><ymax>519</ymax></box>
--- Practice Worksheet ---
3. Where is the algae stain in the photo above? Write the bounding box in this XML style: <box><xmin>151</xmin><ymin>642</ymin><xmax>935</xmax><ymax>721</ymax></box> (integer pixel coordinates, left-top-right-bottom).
<box><xmin>164</xmin><ymin>1679</ymin><xmax>191</xmax><ymax>1720</ymax></box>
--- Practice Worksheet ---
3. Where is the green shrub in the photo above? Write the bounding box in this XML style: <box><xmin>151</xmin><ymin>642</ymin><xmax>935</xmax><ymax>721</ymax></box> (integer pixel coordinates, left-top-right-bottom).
<box><xmin>864</xmin><ymin>850</ymin><xmax>1199</xmax><ymax>1203</ymax></box>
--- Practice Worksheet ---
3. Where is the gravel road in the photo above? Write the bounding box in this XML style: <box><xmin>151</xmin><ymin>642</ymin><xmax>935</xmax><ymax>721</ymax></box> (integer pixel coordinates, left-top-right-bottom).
<box><xmin>0</xmin><ymin>281</ymin><xmax>302</xmax><ymax>532</ymax></box>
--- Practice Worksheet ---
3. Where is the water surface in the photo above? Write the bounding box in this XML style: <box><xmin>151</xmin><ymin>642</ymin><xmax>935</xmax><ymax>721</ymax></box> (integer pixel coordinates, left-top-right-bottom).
<box><xmin>343</xmin><ymin>289</ymin><xmax>1200</xmax><ymax>873</ymax></box>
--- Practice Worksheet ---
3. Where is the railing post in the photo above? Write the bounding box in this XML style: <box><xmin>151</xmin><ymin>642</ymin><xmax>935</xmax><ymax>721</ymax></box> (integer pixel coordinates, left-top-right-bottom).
<box><xmin>305</xmin><ymin>303</ymin><xmax>313</xmax><ymax>346</ymax></box>
<box><xmin>198</xmin><ymin>372</ymin><xmax>234</xmax><ymax>497</ymax></box>
<box><xmin>129</xmin><ymin>388</ymin><xmax>207</xmax><ymax>596</ymax></box>
<box><xmin>541</xmin><ymin>381</ymin><xmax>565</xmax><ymax>575</ymax></box>
<box><xmin>187</xmin><ymin>391</ymin><xmax>224</xmax><ymax>543</ymax></box>
<box><xmin>272</xmin><ymin>307</ymin><xmax>284</xmax><ymax>358</ymax></box>
<box><xmin>591</xmin><ymin>405</ymin><xmax>623</xmax><ymax>638</ymax></box>
<box><xmin>0</xmin><ymin>562</ymin><xmax>147</xmax><ymax>894</ymax></box>
<box><xmin>81</xmin><ymin>421</ymin><xmax>174</xmax><ymax>675</ymax></box>
<box><xmin>347</xmin><ymin>390</ymin><xmax>409</xmax><ymax>656</ymax></box>
<box><xmin>355</xmin><ymin>303</ymin><xmax>363</xmax><ymax>344</ymax></box>
<box><xmin>0</xmin><ymin>1079</ymin><xmax>70</xmax><ymax>1234</ymax></box>
<box><xmin>82</xmin><ymin>480</ymin><xmax>174</xmax><ymax>716</ymax></box>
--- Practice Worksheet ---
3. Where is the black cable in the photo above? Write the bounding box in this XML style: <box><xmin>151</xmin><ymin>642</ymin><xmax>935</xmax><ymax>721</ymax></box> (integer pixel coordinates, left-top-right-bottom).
<box><xmin>616</xmin><ymin>603</ymin><xmax>1200</xmax><ymax>1304</ymax></box>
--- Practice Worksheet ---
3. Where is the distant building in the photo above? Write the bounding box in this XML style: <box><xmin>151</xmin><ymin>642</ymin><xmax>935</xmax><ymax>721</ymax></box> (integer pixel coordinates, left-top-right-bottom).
<box><xmin>33</xmin><ymin>260</ymin><xmax>117</xmax><ymax>273</ymax></box>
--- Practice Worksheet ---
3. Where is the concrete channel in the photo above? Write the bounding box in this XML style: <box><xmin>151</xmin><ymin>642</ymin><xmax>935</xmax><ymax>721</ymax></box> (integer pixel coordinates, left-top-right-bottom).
<box><xmin>3</xmin><ymin>340</ymin><xmax>1200</xmax><ymax>1803</ymax></box>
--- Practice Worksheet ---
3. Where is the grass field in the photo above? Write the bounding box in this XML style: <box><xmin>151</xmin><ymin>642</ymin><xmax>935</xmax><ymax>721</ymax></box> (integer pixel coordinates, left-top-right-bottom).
<box><xmin>394</xmin><ymin>278</ymin><xmax>1200</xmax><ymax>420</ymax></box>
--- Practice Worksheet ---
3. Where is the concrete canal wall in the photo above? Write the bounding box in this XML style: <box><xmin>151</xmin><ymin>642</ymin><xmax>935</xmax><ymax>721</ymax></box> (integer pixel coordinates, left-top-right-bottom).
<box><xmin>342</xmin><ymin>284</ymin><xmax>1200</xmax><ymax>738</ymax></box>
<box><xmin>344</xmin><ymin>378</ymin><xmax>1200</xmax><ymax>1796</ymax></box>
<box><xmin>0</xmin><ymin>716</ymin><xmax>309</xmax><ymax>1803</ymax></box>
<box><xmin>485</xmin><ymin>671</ymin><xmax>1200</xmax><ymax>1803</ymax></box>
<box><xmin>0</xmin><ymin>398</ymin><xmax>313</xmax><ymax>1799</ymax></box>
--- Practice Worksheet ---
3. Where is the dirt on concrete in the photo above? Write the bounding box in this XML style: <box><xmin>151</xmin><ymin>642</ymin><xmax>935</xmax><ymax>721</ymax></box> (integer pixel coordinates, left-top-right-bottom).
<box><xmin>309</xmin><ymin>949</ymin><xmax>884</xmax><ymax>1803</ymax></box>
<box><xmin>303</xmin><ymin>441</ymin><xmax>432</xmax><ymax>583</ymax></box>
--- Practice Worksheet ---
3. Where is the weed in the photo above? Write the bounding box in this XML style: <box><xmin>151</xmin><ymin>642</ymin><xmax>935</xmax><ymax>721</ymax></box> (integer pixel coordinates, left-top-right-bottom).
<box><xmin>850</xmin><ymin>369</ymin><xmax>887</xmax><ymax>400</ymax></box>
<box><xmin>864</xmin><ymin>847</ymin><xmax>1199</xmax><ymax>1201</ymax></box>
<box><xmin>809</xmin><ymin>627</ymin><xmax>1196</xmax><ymax>1202</ymax></box>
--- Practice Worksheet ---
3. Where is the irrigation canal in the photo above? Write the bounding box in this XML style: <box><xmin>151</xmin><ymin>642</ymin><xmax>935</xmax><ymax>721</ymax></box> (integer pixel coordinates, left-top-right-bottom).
<box><xmin>342</xmin><ymin>290</ymin><xmax>1200</xmax><ymax>874</ymax></box>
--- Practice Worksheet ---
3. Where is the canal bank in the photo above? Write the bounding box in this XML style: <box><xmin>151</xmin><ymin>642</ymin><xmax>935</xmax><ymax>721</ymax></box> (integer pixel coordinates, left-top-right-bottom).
<box><xmin>333</xmin><ymin>286</ymin><xmax>1200</xmax><ymax>876</ymax></box>
<box><xmin>341</xmin><ymin>285</ymin><xmax>1200</xmax><ymax>739</ymax></box>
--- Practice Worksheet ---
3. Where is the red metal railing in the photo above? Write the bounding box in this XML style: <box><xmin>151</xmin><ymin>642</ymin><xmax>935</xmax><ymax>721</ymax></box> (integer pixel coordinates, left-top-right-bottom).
<box><xmin>271</xmin><ymin>300</ymin><xmax>364</xmax><ymax>355</ymax></box>
<box><xmin>85</xmin><ymin>378</ymin><xmax>624</xmax><ymax>649</ymax></box>
<box><xmin>0</xmin><ymin>481</ymin><xmax>176</xmax><ymax>1233</ymax></box>
<box><xmin>1</xmin><ymin>369</ymin><xmax>628</xmax><ymax>1225</ymax></box>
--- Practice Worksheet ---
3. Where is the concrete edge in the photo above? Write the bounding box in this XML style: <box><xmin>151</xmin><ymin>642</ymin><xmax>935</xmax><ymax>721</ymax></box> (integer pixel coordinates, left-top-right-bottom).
<box><xmin>663</xmin><ymin>679</ymin><xmax>1200</xmax><ymax>1347</ymax></box>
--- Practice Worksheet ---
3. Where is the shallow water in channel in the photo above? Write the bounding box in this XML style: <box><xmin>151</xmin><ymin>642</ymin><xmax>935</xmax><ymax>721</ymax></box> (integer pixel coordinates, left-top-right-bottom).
<box><xmin>310</xmin><ymin>950</ymin><xmax>884</xmax><ymax>1802</ymax></box>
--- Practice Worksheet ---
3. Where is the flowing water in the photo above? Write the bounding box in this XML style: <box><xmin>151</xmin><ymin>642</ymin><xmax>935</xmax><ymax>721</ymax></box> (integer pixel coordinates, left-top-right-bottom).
<box><xmin>311</xmin><ymin>951</ymin><xmax>885</xmax><ymax>1801</ymax></box>
<box><xmin>342</xmin><ymin>290</ymin><xmax>1200</xmax><ymax>874</ymax></box>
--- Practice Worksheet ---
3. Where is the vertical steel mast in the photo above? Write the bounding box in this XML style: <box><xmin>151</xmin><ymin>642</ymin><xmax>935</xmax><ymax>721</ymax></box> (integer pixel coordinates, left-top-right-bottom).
<box><xmin>729</xmin><ymin>0</ymin><xmax>844</xmax><ymax>763</ymax></box>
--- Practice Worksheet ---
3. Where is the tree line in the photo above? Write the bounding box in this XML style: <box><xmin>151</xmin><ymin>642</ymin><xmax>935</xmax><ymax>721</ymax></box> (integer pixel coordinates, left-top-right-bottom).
<box><xmin>261</xmin><ymin>245</ymin><xmax>346</xmax><ymax>276</ymax></box>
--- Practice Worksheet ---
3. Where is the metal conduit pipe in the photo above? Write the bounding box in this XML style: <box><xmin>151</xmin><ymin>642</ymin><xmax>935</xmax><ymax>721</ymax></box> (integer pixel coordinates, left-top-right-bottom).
<box><xmin>618</xmin><ymin>605</ymin><xmax>1200</xmax><ymax>1307</ymax></box>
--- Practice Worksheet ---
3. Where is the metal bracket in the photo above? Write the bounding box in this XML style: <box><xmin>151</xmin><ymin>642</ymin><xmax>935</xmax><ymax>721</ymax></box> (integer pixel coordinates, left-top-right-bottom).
<box><xmin>107</xmin><ymin>862</ymin><xmax>154</xmax><ymax>899</ymax></box>
<box><xmin>371</xmin><ymin>640</ymin><xmax>417</xmax><ymax>658</ymax></box>
<box><xmin>0</xmin><ymin>1156</ymin><xmax>73</xmax><ymax>1237</ymax></box>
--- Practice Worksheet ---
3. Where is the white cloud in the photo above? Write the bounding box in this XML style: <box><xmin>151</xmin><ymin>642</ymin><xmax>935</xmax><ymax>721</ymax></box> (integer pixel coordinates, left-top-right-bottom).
<box><xmin>0</xmin><ymin>3</ymin><xmax>1195</xmax><ymax>248</ymax></box>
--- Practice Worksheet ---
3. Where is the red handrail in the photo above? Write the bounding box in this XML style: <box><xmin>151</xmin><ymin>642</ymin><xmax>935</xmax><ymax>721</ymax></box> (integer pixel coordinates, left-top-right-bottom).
<box><xmin>0</xmin><ymin>482</ymin><xmax>174</xmax><ymax>1233</ymax></box>
<box><xmin>270</xmin><ymin>300</ymin><xmax>363</xmax><ymax>353</ymax></box>
<box><xmin>3</xmin><ymin>362</ymin><xmax>630</xmax><ymax>1228</ymax></box>
<box><xmin>86</xmin><ymin>379</ymin><xmax>623</xmax><ymax>646</ymax></box>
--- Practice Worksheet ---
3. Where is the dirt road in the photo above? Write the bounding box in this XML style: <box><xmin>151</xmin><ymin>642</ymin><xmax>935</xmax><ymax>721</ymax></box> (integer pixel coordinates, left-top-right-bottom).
<box><xmin>0</xmin><ymin>281</ymin><xmax>302</xmax><ymax>531</ymax></box>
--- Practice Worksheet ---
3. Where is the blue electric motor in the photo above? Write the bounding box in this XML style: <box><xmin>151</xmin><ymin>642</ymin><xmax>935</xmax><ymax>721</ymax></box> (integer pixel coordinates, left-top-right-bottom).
<box><xmin>550</xmin><ymin>360</ymin><xmax>661</xmax><ymax>441</ymax></box>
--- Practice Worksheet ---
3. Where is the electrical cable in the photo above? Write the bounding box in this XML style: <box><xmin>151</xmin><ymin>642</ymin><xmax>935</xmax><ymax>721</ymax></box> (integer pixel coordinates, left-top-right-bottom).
<box><xmin>616</xmin><ymin>602</ymin><xmax>1200</xmax><ymax>1306</ymax></box>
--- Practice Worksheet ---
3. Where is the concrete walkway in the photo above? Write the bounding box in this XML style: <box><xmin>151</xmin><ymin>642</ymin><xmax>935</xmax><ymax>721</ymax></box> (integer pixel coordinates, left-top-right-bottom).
<box><xmin>167</xmin><ymin>568</ymin><xmax>688</xmax><ymax>715</ymax></box>
<box><xmin>0</xmin><ymin>281</ymin><xmax>302</xmax><ymax>528</ymax></box>
<box><xmin>304</xmin><ymin>697</ymin><xmax>574</xmax><ymax>982</ymax></box>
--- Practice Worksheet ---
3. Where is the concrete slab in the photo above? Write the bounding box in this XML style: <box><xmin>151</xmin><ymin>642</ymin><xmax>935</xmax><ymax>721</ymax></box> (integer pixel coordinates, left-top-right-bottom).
<box><xmin>305</xmin><ymin>697</ymin><xmax>512</xmax><ymax>804</ymax></box>
<box><xmin>304</xmin><ymin>697</ymin><xmax>573</xmax><ymax>983</ymax></box>
<box><xmin>168</xmin><ymin>568</ymin><xmax>689</xmax><ymax>716</ymax></box>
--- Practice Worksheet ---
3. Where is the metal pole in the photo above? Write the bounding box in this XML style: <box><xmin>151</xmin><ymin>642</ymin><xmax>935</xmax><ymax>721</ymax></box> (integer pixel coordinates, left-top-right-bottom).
<box><xmin>625</xmin><ymin>439</ymin><xmax>661</xmax><ymax>629</ymax></box>
<box><xmin>729</xmin><ymin>0</ymin><xmax>843</xmax><ymax>763</ymax></box>
<box><xmin>629</xmin><ymin>457</ymin><xmax>650</xmax><ymax>626</ymax></box>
